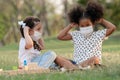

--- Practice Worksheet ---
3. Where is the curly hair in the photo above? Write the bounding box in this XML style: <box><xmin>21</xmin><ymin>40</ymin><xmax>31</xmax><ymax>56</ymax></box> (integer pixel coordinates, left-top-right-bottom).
<box><xmin>68</xmin><ymin>5</ymin><xmax>84</xmax><ymax>24</ymax></box>
<box><xmin>86</xmin><ymin>1</ymin><xmax>104</xmax><ymax>23</ymax></box>
<box><xmin>67</xmin><ymin>2</ymin><xmax>104</xmax><ymax>24</ymax></box>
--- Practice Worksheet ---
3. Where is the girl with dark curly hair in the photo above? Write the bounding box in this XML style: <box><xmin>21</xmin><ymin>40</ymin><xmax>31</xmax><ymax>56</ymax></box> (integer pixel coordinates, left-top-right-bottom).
<box><xmin>57</xmin><ymin>2</ymin><xmax>116</xmax><ymax>68</ymax></box>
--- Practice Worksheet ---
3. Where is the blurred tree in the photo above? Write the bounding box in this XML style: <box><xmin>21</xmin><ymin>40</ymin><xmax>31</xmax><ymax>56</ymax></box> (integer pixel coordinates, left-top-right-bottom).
<box><xmin>0</xmin><ymin>0</ymin><xmax>18</xmax><ymax>46</ymax></box>
<box><xmin>1</xmin><ymin>0</ymin><xmax>119</xmax><ymax>46</ymax></box>
<box><xmin>62</xmin><ymin>0</ymin><xmax>69</xmax><ymax>26</ymax></box>
<box><xmin>18</xmin><ymin>0</ymin><xmax>50</xmax><ymax>36</ymax></box>
<box><xmin>0</xmin><ymin>0</ymin><xmax>66</xmax><ymax>46</ymax></box>
<box><xmin>37</xmin><ymin>0</ymin><xmax>50</xmax><ymax>36</ymax></box>
<box><xmin>106</xmin><ymin>0</ymin><xmax>120</xmax><ymax>30</ymax></box>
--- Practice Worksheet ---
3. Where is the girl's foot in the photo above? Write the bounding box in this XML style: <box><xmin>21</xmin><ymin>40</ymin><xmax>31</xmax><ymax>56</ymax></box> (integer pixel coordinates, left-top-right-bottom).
<box><xmin>78</xmin><ymin>65</ymin><xmax>91</xmax><ymax>70</ymax></box>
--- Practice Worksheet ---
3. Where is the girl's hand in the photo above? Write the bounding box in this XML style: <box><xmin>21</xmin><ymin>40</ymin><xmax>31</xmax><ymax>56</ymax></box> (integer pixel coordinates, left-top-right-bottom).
<box><xmin>57</xmin><ymin>23</ymin><xmax>77</xmax><ymax>40</ymax></box>
<box><xmin>38</xmin><ymin>38</ymin><xmax>45</xmax><ymax>50</ymax></box>
<box><xmin>69</xmin><ymin>23</ymin><xmax>78</xmax><ymax>28</ymax></box>
<box><xmin>24</xmin><ymin>26</ymin><xmax>30</xmax><ymax>33</ymax></box>
<box><xmin>95</xmin><ymin>18</ymin><xmax>104</xmax><ymax>24</ymax></box>
<box><xmin>23</xmin><ymin>26</ymin><xmax>31</xmax><ymax>36</ymax></box>
<box><xmin>23</xmin><ymin>26</ymin><xmax>33</xmax><ymax>49</ymax></box>
<box><xmin>101</xmin><ymin>19</ymin><xmax>116</xmax><ymax>36</ymax></box>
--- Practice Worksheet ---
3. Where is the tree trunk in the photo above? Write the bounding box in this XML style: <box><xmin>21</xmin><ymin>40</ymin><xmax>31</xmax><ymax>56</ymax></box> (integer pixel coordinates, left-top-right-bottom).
<box><xmin>37</xmin><ymin>0</ymin><xmax>50</xmax><ymax>36</ymax></box>
<box><xmin>63</xmin><ymin>0</ymin><xmax>69</xmax><ymax>26</ymax></box>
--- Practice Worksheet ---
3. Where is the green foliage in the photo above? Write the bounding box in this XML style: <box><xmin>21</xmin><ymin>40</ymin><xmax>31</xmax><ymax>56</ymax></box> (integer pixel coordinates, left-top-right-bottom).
<box><xmin>0</xmin><ymin>0</ymin><xmax>17</xmax><ymax>41</ymax></box>
<box><xmin>0</xmin><ymin>0</ymin><xmax>120</xmax><ymax>46</ymax></box>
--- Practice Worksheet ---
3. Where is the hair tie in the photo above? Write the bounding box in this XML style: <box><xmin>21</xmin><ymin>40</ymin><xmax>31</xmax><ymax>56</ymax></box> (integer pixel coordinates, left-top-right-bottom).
<box><xmin>18</xmin><ymin>21</ymin><xmax>26</xmax><ymax>28</ymax></box>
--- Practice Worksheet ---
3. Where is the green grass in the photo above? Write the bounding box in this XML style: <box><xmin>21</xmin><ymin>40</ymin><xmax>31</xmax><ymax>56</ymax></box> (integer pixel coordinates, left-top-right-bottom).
<box><xmin>0</xmin><ymin>32</ymin><xmax>120</xmax><ymax>80</ymax></box>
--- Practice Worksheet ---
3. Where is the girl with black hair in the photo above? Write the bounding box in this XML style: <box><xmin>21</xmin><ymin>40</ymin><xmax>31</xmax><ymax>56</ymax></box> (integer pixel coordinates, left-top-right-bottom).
<box><xmin>18</xmin><ymin>16</ymin><xmax>78</xmax><ymax>70</ymax></box>
<box><xmin>58</xmin><ymin>2</ymin><xmax>116</xmax><ymax>68</ymax></box>
<box><xmin>18</xmin><ymin>16</ymin><xmax>57</xmax><ymax>69</ymax></box>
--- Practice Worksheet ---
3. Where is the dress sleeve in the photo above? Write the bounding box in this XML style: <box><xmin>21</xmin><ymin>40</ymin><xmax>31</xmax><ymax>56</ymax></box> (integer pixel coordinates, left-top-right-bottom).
<box><xmin>95</xmin><ymin>29</ymin><xmax>107</xmax><ymax>41</ymax></box>
<box><xmin>70</xmin><ymin>31</ymin><xmax>79</xmax><ymax>39</ymax></box>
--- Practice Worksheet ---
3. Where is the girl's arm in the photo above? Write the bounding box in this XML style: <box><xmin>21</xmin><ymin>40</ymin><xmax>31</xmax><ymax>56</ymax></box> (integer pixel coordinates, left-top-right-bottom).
<box><xmin>37</xmin><ymin>25</ymin><xmax>45</xmax><ymax>50</ymax></box>
<box><xmin>57</xmin><ymin>23</ymin><xmax>77</xmax><ymax>40</ymax></box>
<box><xmin>100</xmin><ymin>19</ymin><xmax>116</xmax><ymax>36</ymax></box>
<box><xmin>38</xmin><ymin>38</ymin><xmax>45</xmax><ymax>50</ymax></box>
<box><xmin>24</xmin><ymin>27</ymin><xmax>33</xmax><ymax>49</ymax></box>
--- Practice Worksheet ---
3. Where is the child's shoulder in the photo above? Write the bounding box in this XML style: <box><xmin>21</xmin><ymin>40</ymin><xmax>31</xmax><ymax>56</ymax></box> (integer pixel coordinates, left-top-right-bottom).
<box><xmin>93</xmin><ymin>29</ymin><xmax>107</xmax><ymax>39</ymax></box>
<box><xmin>19</xmin><ymin>38</ymin><xmax>25</xmax><ymax>45</ymax></box>
<box><xmin>94</xmin><ymin>29</ymin><xmax>107</xmax><ymax>34</ymax></box>
<box><xmin>20</xmin><ymin>37</ymin><xmax>25</xmax><ymax>42</ymax></box>
<box><xmin>70</xmin><ymin>30</ymin><xmax>81</xmax><ymax>36</ymax></box>
<box><xmin>70</xmin><ymin>30</ymin><xmax>80</xmax><ymax>34</ymax></box>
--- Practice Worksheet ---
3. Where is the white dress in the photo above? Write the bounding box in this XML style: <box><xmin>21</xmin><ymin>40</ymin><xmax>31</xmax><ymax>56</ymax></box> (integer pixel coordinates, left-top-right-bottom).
<box><xmin>70</xmin><ymin>29</ymin><xmax>107</xmax><ymax>64</ymax></box>
<box><xmin>18</xmin><ymin>38</ymin><xmax>56</xmax><ymax>69</ymax></box>
<box><xmin>18</xmin><ymin>38</ymin><xmax>40</xmax><ymax>67</ymax></box>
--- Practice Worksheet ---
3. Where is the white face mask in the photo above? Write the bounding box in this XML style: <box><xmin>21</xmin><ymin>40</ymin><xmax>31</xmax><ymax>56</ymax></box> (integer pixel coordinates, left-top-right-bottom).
<box><xmin>31</xmin><ymin>31</ymin><xmax>42</xmax><ymax>41</ymax></box>
<box><xmin>79</xmin><ymin>26</ymin><xmax>93</xmax><ymax>36</ymax></box>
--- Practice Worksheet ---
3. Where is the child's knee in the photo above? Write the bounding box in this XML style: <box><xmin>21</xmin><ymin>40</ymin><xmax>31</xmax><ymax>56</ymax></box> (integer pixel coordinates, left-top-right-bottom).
<box><xmin>47</xmin><ymin>50</ymin><xmax>57</xmax><ymax>59</ymax></box>
<box><xmin>93</xmin><ymin>56</ymin><xmax>100</xmax><ymax>64</ymax></box>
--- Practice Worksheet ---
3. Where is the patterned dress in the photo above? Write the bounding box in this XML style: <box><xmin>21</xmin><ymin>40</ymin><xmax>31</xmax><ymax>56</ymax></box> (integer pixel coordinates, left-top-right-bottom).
<box><xmin>70</xmin><ymin>29</ymin><xmax>107</xmax><ymax>64</ymax></box>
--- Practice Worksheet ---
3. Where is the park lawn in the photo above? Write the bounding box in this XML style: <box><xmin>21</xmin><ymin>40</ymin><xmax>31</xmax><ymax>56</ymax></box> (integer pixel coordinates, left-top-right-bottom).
<box><xmin>0</xmin><ymin>32</ymin><xmax>120</xmax><ymax>80</ymax></box>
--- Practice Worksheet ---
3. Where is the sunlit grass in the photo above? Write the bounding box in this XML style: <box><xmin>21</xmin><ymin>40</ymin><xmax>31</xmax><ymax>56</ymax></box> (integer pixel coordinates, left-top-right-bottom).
<box><xmin>0</xmin><ymin>32</ymin><xmax>120</xmax><ymax>80</ymax></box>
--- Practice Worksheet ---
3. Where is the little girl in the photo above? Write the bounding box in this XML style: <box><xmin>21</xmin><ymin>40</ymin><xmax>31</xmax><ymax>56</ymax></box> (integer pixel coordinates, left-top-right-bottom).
<box><xmin>57</xmin><ymin>2</ymin><xmax>116</xmax><ymax>67</ymax></box>
<box><xmin>18</xmin><ymin>16</ymin><xmax>57</xmax><ymax>69</ymax></box>
<box><xmin>18</xmin><ymin>16</ymin><xmax>77</xmax><ymax>70</ymax></box>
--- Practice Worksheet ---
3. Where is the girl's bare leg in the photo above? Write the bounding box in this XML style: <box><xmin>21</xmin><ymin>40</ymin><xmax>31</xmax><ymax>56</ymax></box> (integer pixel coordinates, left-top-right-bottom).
<box><xmin>55</xmin><ymin>56</ymin><xmax>100</xmax><ymax>70</ymax></box>
<box><xmin>79</xmin><ymin>56</ymin><xmax>100</xmax><ymax>67</ymax></box>
<box><xmin>54</xmin><ymin>56</ymin><xmax>78</xmax><ymax>70</ymax></box>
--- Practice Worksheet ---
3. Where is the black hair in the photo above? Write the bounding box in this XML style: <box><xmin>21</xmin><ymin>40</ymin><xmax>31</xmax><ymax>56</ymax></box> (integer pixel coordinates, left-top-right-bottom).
<box><xmin>86</xmin><ymin>1</ymin><xmax>104</xmax><ymax>23</ymax></box>
<box><xmin>68</xmin><ymin>5</ymin><xmax>84</xmax><ymax>24</ymax></box>
<box><xmin>68</xmin><ymin>1</ymin><xmax>104</xmax><ymax>24</ymax></box>
<box><xmin>19</xmin><ymin>16</ymin><xmax>41</xmax><ymax>50</ymax></box>
<box><xmin>20</xmin><ymin>16</ymin><xmax>40</xmax><ymax>38</ymax></box>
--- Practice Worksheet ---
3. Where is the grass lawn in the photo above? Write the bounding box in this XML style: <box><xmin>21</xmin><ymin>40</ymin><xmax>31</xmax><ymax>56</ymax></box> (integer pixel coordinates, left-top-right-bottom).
<box><xmin>0</xmin><ymin>32</ymin><xmax>120</xmax><ymax>80</ymax></box>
